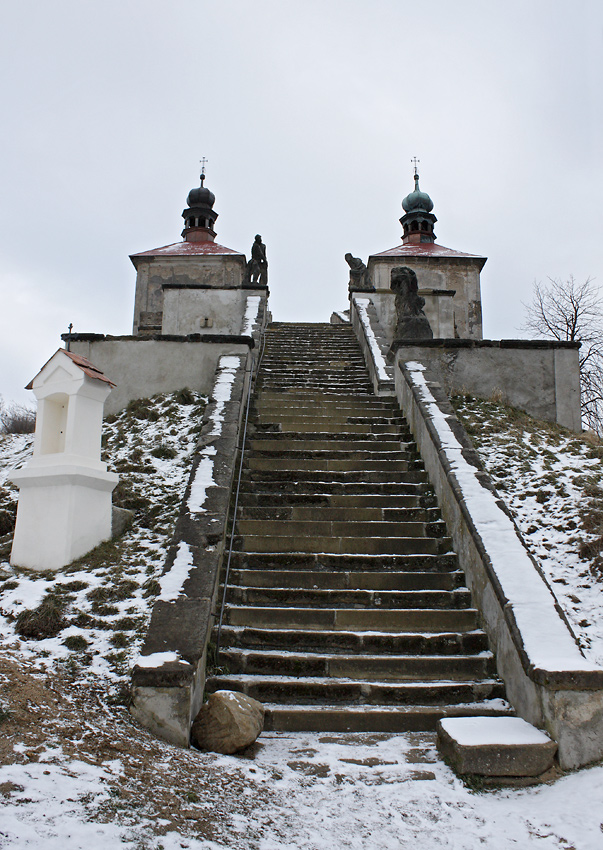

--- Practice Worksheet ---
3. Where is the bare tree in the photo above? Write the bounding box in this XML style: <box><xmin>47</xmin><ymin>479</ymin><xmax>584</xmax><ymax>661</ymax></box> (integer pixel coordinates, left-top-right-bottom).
<box><xmin>522</xmin><ymin>276</ymin><xmax>603</xmax><ymax>434</ymax></box>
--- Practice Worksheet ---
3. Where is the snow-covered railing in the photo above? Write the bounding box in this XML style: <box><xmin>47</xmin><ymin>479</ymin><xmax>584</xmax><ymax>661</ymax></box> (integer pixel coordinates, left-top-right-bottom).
<box><xmin>395</xmin><ymin>359</ymin><xmax>603</xmax><ymax>770</ymax></box>
<box><xmin>350</xmin><ymin>296</ymin><xmax>394</xmax><ymax>396</ymax></box>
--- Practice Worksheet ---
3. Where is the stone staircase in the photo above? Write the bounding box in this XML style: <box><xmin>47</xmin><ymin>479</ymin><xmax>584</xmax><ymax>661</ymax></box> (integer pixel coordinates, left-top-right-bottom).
<box><xmin>207</xmin><ymin>322</ymin><xmax>511</xmax><ymax>732</ymax></box>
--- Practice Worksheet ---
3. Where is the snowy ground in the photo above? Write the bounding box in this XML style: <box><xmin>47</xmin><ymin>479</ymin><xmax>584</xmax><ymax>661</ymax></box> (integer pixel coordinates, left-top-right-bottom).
<box><xmin>1</xmin><ymin>394</ymin><xmax>603</xmax><ymax>848</ymax></box>
<box><xmin>452</xmin><ymin>395</ymin><xmax>603</xmax><ymax>666</ymax></box>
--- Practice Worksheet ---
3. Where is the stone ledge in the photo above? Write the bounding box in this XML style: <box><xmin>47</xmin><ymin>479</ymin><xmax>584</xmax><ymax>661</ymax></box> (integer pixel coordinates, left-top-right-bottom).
<box><xmin>390</xmin><ymin>338</ymin><xmax>580</xmax><ymax>351</ymax></box>
<box><xmin>62</xmin><ymin>332</ymin><xmax>255</xmax><ymax>347</ymax></box>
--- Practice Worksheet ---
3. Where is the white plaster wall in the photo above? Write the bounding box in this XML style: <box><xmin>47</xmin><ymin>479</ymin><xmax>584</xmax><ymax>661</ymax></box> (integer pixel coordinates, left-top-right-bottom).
<box><xmin>162</xmin><ymin>288</ymin><xmax>250</xmax><ymax>336</ymax></box>
<box><xmin>68</xmin><ymin>339</ymin><xmax>254</xmax><ymax>415</ymax></box>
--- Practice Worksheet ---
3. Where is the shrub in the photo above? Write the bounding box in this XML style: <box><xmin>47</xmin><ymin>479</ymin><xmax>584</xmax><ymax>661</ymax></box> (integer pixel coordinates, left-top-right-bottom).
<box><xmin>151</xmin><ymin>444</ymin><xmax>177</xmax><ymax>460</ymax></box>
<box><xmin>0</xmin><ymin>508</ymin><xmax>16</xmax><ymax>536</ymax></box>
<box><xmin>174</xmin><ymin>388</ymin><xmax>195</xmax><ymax>405</ymax></box>
<box><xmin>15</xmin><ymin>595</ymin><xmax>66</xmax><ymax>639</ymax></box>
<box><xmin>63</xmin><ymin>634</ymin><xmax>89</xmax><ymax>651</ymax></box>
<box><xmin>0</xmin><ymin>402</ymin><xmax>36</xmax><ymax>435</ymax></box>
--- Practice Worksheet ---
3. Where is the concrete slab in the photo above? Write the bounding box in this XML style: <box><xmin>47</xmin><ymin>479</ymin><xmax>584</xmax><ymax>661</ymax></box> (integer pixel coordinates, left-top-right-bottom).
<box><xmin>437</xmin><ymin>716</ymin><xmax>557</xmax><ymax>776</ymax></box>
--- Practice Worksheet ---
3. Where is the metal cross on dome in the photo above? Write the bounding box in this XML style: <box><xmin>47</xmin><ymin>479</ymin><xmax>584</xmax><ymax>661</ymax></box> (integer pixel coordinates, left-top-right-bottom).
<box><xmin>200</xmin><ymin>157</ymin><xmax>208</xmax><ymax>180</ymax></box>
<box><xmin>411</xmin><ymin>157</ymin><xmax>420</xmax><ymax>175</ymax></box>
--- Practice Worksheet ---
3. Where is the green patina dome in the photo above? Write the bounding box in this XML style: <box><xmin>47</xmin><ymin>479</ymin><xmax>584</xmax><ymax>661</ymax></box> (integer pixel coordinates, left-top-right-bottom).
<box><xmin>402</xmin><ymin>173</ymin><xmax>434</xmax><ymax>214</ymax></box>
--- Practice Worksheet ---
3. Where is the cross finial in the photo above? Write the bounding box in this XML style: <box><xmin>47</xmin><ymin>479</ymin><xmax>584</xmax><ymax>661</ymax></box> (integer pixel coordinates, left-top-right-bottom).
<box><xmin>66</xmin><ymin>322</ymin><xmax>73</xmax><ymax>352</ymax></box>
<box><xmin>200</xmin><ymin>157</ymin><xmax>208</xmax><ymax>184</ymax></box>
<box><xmin>411</xmin><ymin>157</ymin><xmax>420</xmax><ymax>176</ymax></box>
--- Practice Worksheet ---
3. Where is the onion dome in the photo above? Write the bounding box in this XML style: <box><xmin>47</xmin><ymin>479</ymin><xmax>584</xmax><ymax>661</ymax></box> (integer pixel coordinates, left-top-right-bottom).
<box><xmin>181</xmin><ymin>172</ymin><xmax>219</xmax><ymax>243</ymax></box>
<box><xmin>399</xmin><ymin>169</ymin><xmax>437</xmax><ymax>245</ymax></box>
<box><xmin>402</xmin><ymin>173</ymin><xmax>434</xmax><ymax>213</ymax></box>
<box><xmin>186</xmin><ymin>181</ymin><xmax>215</xmax><ymax>210</ymax></box>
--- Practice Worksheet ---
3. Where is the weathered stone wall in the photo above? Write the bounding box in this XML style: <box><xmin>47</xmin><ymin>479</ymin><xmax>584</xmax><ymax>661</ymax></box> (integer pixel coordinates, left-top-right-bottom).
<box><xmin>392</xmin><ymin>339</ymin><xmax>582</xmax><ymax>432</ymax></box>
<box><xmin>368</xmin><ymin>290</ymin><xmax>456</xmax><ymax>340</ymax></box>
<box><xmin>67</xmin><ymin>336</ymin><xmax>253</xmax><ymax>416</ymax></box>
<box><xmin>162</xmin><ymin>288</ymin><xmax>265</xmax><ymax>336</ymax></box>
<box><xmin>365</xmin><ymin>256</ymin><xmax>483</xmax><ymax>339</ymax></box>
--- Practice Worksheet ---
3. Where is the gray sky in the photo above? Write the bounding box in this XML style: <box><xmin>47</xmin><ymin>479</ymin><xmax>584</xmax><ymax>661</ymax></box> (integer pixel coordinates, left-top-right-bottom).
<box><xmin>1</xmin><ymin>0</ymin><xmax>602</xmax><ymax>404</ymax></box>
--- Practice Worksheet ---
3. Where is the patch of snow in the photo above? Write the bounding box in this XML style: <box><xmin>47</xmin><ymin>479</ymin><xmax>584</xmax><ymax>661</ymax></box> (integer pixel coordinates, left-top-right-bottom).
<box><xmin>187</xmin><ymin>450</ymin><xmax>217</xmax><ymax>513</ymax></box>
<box><xmin>242</xmin><ymin>296</ymin><xmax>261</xmax><ymax>336</ymax></box>
<box><xmin>353</xmin><ymin>297</ymin><xmax>389</xmax><ymax>382</ymax></box>
<box><xmin>405</xmin><ymin>361</ymin><xmax>600</xmax><ymax>674</ymax></box>
<box><xmin>158</xmin><ymin>541</ymin><xmax>194</xmax><ymax>601</ymax></box>
<box><xmin>187</xmin><ymin>355</ymin><xmax>242</xmax><ymax>514</ymax></box>
<box><xmin>134</xmin><ymin>651</ymin><xmax>187</xmax><ymax>668</ymax></box>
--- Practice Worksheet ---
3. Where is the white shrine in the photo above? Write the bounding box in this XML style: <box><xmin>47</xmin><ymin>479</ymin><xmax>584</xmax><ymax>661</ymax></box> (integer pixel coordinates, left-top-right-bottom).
<box><xmin>9</xmin><ymin>349</ymin><xmax>118</xmax><ymax>572</ymax></box>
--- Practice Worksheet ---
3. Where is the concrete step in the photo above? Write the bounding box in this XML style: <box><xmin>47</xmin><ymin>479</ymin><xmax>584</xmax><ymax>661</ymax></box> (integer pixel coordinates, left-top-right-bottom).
<box><xmin>218</xmin><ymin>649</ymin><xmax>496</xmax><ymax>681</ymax></box>
<box><xmin>245</xmin><ymin>457</ymin><xmax>419</xmax><ymax>473</ymax></box>
<box><xmin>204</xmin><ymin>674</ymin><xmax>506</xmax><ymax>706</ymax></box>
<box><xmin>231</xmin><ymin>534</ymin><xmax>451</xmax><ymax>555</ymax></box>
<box><xmin>252</xmin><ymin>420</ymin><xmax>405</xmax><ymax>435</ymax></box>
<box><xmin>249</xmin><ymin>439</ymin><xmax>415</xmax><ymax>453</ymax></box>
<box><xmin>225</xmin><ymin>586</ymin><xmax>471</xmax><ymax>609</ymax></box>
<box><xmin>237</xmin><ymin>481</ymin><xmax>435</xmax><ymax>498</ymax></box>
<box><xmin>237</xmin><ymin>506</ymin><xmax>441</xmax><ymax>522</ymax></box>
<box><xmin>216</xmin><ymin>625</ymin><xmax>490</xmax><ymax>655</ymax></box>
<box><xmin>235</xmin><ymin>519</ymin><xmax>445</xmax><ymax>538</ymax></box>
<box><xmin>240</xmin><ymin>469</ymin><xmax>431</xmax><ymax>486</ymax></box>
<box><xmin>263</xmin><ymin>703</ymin><xmax>513</xmax><ymax>733</ymax></box>
<box><xmin>254</xmin><ymin>398</ymin><xmax>401</xmax><ymax>412</ymax></box>
<box><xmin>436</xmin><ymin>716</ymin><xmax>558</xmax><ymax>778</ymax></box>
<box><xmin>223</xmin><ymin>606</ymin><xmax>479</xmax><ymax>632</ymax></box>
<box><xmin>250</xmin><ymin>431</ymin><xmax>411</xmax><ymax>443</ymax></box>
<box><xmin>227</xmin><ymin>551</ymin><xmax>460</xmax><ymax>573</ymax></box>
<box><xmin>255</xmin><ymin>391</ymin><xmax>400</xmax><ymax>406</ymax></box>
<box><xmin>224</xmin><ymin>568</ymin><xmax>463</xmax><ymax>590</ymax></box>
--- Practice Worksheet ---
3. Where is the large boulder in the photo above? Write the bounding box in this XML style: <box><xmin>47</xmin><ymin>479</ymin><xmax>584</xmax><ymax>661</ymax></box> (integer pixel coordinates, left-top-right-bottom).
<box><xmin>191</xmin><ymin>691</ymin><xmax>264</xmax><ymax>754</ymax></box>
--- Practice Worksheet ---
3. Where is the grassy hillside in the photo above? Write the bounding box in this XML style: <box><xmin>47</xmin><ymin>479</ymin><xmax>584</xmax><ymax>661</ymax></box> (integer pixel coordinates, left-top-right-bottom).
<box><xmin>451</xmin><ymin>394</ymin><xmax>603</xmax><ymax>665</ymax></box>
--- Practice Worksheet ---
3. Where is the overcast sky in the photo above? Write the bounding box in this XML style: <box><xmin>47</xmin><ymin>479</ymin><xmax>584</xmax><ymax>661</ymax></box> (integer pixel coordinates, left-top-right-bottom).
<box><xmin>1</xmin><ymin>0</ymin><xmax>602</xmax><ymax>404</ymax></box>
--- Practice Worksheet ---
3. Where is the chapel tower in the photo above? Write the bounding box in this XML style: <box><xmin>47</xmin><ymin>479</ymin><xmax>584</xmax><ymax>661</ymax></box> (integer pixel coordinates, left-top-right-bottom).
<box><xmin>354</xmin><ymin>168</ymin><xmax>487</xmax><ymax>340</ymax></box>
<box><xmin>131</xmin><ymin>170</ymin><xmax>267</xmax><ymax>337</ymax></box>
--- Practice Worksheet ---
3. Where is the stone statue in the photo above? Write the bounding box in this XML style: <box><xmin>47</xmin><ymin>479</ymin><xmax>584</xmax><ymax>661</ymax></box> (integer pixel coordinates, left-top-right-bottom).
<box><xmin>390</xmin><ymin>266</ymin><xmax>433</xmax><ymax>340</ymax></box>
<box><xmin>345</xmin><ymin>253</ymin><xmax>370</xmax><ymax>291</ymax></box>
<box><xmin>247</xmin><ymin>234</ymin><xmax>268</xmax><ymax>286</ymax></box>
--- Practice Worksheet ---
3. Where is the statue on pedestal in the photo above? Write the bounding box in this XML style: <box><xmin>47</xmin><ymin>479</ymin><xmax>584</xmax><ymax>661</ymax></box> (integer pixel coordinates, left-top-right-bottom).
<box><xmin>247</xmin><ymin>234</ymin><xmax>268</xmax><ymax>286</ymax></box>
<box><xmin>345</xmin><ymin>253</ymin><xmax>371</xmax><ymax>291</ymax></box>
<box><xmin>390</xmin><ymin>266</ymin><xmax>433</xmax><ymax>340</ymax></box>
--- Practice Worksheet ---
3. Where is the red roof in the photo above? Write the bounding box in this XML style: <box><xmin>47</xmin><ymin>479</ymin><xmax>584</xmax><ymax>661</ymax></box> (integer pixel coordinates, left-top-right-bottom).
<box><xmin>130</xmin><ymin>241</ymin><xmax>244</xmax><ymax>260</ymax></box>
<box><xmin>370</xmin><ymin>242</ymin><xmax>486</xmax><ymax>261</ymax></box>
<box><xmin>25</xmin><ymin>350</ymin><xmax>116</xmax><ymax>389</ymax></box>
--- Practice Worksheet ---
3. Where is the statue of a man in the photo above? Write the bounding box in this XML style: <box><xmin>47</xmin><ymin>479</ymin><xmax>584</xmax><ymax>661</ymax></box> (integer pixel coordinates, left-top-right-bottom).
<box><xmin>390</xmin><ymin>266</ymin><xmax>433</xmax><ymax>340</ymax></box>
<box><xmin>248</xmin><ymin>234</ymin><xmax>268</xmax><ymax>286</ymax></box>
<box><xmin>345</xmin><ymin>253</ymin><xmax>369</xmax><ymax>291</ymax></box>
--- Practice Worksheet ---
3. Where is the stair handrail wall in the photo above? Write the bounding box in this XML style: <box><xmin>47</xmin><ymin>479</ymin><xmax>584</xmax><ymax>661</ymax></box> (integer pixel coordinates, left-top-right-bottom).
<box><xmin>394</xmin><ymin>356</ymin><xmax>603</xmax><ymax>770</ymax></box>
<box><xmin>215</xmin><ymin>325</ymin><xmax>267</xmax><ymax>657</ymax></box>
